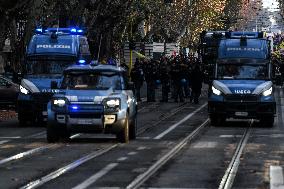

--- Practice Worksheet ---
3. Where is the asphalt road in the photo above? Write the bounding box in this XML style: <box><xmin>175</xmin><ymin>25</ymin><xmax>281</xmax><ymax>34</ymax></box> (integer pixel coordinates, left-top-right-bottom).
<box><xmin>0</xmin><ymin>85</ymin><xmax>283</xmax><ymax>189</ymax></box>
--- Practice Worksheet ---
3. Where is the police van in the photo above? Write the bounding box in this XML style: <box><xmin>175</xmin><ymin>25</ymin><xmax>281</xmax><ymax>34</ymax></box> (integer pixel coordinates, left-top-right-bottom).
<box><xmin>46</xmin><ymin>63</ymin><xmax>137</xmax><ymax>143</ymax></box>
<box><xmin>18</xmin><ymin>28</ymin><xmax>91</xmax><ymax>126</ymax></box>
<box><xmin>208</xmin><ymin>31</ymin><xmax>276</xmax><ymax>127</ymax></box>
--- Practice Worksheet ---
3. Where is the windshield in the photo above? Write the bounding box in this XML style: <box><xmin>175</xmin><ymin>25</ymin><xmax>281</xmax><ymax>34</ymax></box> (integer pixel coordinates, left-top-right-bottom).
<box><xmin>217</xmin><ymin>63</ymin><xmax>268</xmax><ymax>80</ymax></box>
<box><xmin>61</xmin><ymin>72</ymin><xmax>122</xmax><ymax>90</ymax></box>
<box><xmin>26</xmin><ymin>60</ymin><xmax>74</xmax><ymax>74</ymax></box>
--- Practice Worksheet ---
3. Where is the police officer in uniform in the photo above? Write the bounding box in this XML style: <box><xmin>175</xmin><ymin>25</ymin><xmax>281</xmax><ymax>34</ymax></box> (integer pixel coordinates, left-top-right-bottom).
<box><xmin>189</xmin><ymin>64</ymin><xmax>203</xmax><ymax>104</ymax></box>
<box><xmin>159</xmin><ymin>57</ymin><xmax>170</xmax><ymax>102</ymax></box>
<box><xmin>144</xmin><ymin>59</ymin><xmax>157</xmax><ymax>102</ymax></box>
<box><xmin>130</xmin><ymin>59</ymin><xmax>144</xmax><ymax>101</ymax></box>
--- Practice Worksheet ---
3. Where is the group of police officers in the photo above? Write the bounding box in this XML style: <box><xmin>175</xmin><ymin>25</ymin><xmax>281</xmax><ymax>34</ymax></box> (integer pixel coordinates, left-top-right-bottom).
<box><xmin>130</xmin><ymin>53</ymin><xmax>204</xmax><ymax>104</ymax></box>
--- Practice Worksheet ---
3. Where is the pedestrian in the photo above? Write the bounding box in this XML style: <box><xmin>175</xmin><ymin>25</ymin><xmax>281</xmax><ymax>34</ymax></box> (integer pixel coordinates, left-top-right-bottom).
<box><xmin>130</xmin><ymin>59</ymin><xmax>144</xmax><ymax>101</ymax></box>
<box><xmin>170</xmin><ymin>57</ymin><xmax>185</xmax><ymax>102</ymax></box>
<box><xmin>144</xmin><ymin>59</ymin><xmax>157</xmax><ymax>102</ymax></box>
<box><xmin>189</xmin><ymin>64</ymin><xmax>203</xmax><ymax>104</ymax></box>
<box><xmin>159</xmin><ymin>56</ymin><xmax>170</xmax><ymax>102</ymax></box>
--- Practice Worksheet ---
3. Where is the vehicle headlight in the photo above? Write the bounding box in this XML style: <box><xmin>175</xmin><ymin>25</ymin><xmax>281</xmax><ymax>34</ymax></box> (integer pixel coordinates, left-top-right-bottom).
<box><xmin>262</xmin><ymin>87</ymin><xmax>272</xmax><ymax>96</ymax></box>
<box><xmin>212</xmin><ymin>86</ymin><xmax>222</xmax><ymax>95</ymax></box>
<box><xmin>104</xmin><ymin>98</ymin><xmax>120</xmax><ymax>110</ymax></box>
<box><xmin>20</xmin><ymin>85</ymin><xmax>30</xmax><ymax>95</ymax></box>
<box><xmin>52</xmin><ymin>98</ymin><xmax>67</xmax><ymax>107</ymax></box>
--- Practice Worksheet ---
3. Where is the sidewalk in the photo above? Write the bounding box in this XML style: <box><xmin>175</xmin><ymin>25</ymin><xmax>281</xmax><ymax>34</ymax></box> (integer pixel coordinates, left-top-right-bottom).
<box><xmin>0</xmin><ymin>110</ymin><xmax>17</xmax><ymax>122</ymax></box>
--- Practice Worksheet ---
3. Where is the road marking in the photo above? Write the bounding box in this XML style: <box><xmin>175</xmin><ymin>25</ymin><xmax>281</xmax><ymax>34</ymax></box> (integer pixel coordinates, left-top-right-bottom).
<box><xmin>0</xmin><ymin>140</ymin><xmax>9</xmax><ymax>145</ymax></box>
<box><xmin>0</xmin><ymin>134</ymin><xmax>80</xmax><ymax>165</ymax></box>
<box><xmin>270</xmin><ymin>166</ymin><xmax>284</xmax><ymax>189</ymax></box>
<box><xmin>117</xmin><ymin>157</ymin><xmax>128</xmax><ymax>161</ymax></box>
<box><xmin>137</xmin><ymin>146</ymin><xmax>147</xmax><ymax>150</ymax></box>
<box><xmin>192</xmin><ymin>142</ymin><xmax>218</xmax><ymax>149</ymax></box>
<box><xmin>0</xmin><ymin>145</ymin><xmax>53</xmax><ymax>165</ymax></box>
<box><xmin>72</xmin><ymin>163</ymin><xmax>118</xmax><ymax>189</ymax></box>
<box><xmin>154</xmin><ymin>103</ymin><xmax>207</xmax><ymax>139</ymax></box>
<box><xmin>20</xmin><ymin>144</ymin><xmax>117</xmax><ymax>189</ymax></box>
<box><xmin>128</xmin><ymin>152</ymin><xmax>138</xmax><ymax>155</ymax></box>
<box><xmin>0</xmin><ymin>136</ymin><xmax>21</xmax><ymax>139</ymax></box>
<box><xmin>219</xmin><ymin>135</ymin><xmax>242</xmax><ymax>138</ymax></box>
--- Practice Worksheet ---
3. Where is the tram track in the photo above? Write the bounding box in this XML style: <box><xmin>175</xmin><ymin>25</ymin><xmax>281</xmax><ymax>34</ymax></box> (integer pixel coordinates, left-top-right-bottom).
<box><xmin>218</xmin><ymin>120</ymin><xmax>253</xmax><ymax>189</ymax></box>
<box><xmin>126</xmin><ymin>119</ymin><xmax>210</xmax><ymax>189</ymax></box>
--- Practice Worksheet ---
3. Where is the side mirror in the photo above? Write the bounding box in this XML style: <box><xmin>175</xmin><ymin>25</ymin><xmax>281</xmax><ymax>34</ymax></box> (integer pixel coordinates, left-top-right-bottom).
<box><xmin>51</xmin><ymin>81</ymin><xmax>58</xmax><ymax>89</ymax></box>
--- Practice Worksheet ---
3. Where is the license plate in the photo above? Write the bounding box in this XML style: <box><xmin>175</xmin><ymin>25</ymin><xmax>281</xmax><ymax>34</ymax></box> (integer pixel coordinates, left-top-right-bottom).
<box><xmin>78</xmin><ymin>119</ymin><xmax>93</xmax><ymax>125</ymax></box>
<box><xmin>235</xmin><ymin>112</ymin><xmax>248</xmax><ymax>116</ymax></box>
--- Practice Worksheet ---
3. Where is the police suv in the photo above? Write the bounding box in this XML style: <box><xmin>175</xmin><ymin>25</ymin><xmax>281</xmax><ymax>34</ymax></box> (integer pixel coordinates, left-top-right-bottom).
<box><xmin>46</xmin><ymin>63</ymin><xmax>137</xmax><ymax>143</ymax></box>
<box><xmin>18</xmin><ymin>28</ymin><xmax>90</xmax><ymax>126</ymax></box>
<box><xmin>208</xmin><ymin>31</ymin><xmax>276</xmax><ymax>127</ymax></box>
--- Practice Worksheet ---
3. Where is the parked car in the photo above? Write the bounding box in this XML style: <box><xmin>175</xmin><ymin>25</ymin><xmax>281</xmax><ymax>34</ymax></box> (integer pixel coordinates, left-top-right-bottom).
<box><xmin>46</xmin><ymin>63</ymin><xmax>137</xmax><ymax>143</ymax></box>
<box><xmin>0</xmin><ymin>75</ymin><xmax>19</xmax><ymax>109</ymax></box>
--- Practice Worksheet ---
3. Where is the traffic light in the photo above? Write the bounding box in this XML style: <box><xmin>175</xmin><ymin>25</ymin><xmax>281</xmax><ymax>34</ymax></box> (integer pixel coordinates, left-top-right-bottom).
<box><xmin>129</xmin><ymin>40</ymin><xmax>136</xmax><ymax>50</ymax></box>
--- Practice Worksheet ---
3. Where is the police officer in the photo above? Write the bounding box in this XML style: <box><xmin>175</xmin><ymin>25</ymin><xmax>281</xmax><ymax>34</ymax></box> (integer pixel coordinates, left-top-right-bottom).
<box><xmin>189</xmin><ymin>64</ymin><xmax>203</xmax><ymax>104</ymax></box>
<box><xmin>159</xmin><ymin>57</ymin><xmax>170</xmax><ymax>102</ymax></box>
<box><xmin>130</xmin><ymin>59</ymin><xmax>144</xmax><ymax>101</ymax></box>
<box><xmin>144</xmin><ymin>59</ymin><xmax>157</xmax><ymax>102</ymax></box>
<box><xmin>170</xmin><ymin>57</ymin><xmax>184</xmax><ymax>102</ymax></box>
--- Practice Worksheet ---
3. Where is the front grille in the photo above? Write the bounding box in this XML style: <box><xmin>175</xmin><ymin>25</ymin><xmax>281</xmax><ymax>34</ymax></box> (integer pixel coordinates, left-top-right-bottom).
<box><xmin>69</xmin><ymin>113</ymin><xmax>102</xmax><ymax>119</ymax></box>
<box><xmin>226</xmin><ymin>102</ymin><xmax>258</xmax><ymax>112</ymax></box>
<box><xmin>68</xmin><ymin>104</ymin><xmax>104</xmax><ymax>113</ymax></box>
<box><xmin>225</xmin><ymin>95</ymin><xmax>258</xmax><ymax>102</ymax></box>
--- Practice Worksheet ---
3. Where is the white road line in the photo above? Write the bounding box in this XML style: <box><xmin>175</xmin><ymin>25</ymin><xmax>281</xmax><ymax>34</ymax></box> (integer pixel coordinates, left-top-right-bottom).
<box><xmin>219</xmin><ymin>135</ymin><xmax>242</xmax><ymax>138</ymax></box>
<box><xmin>0</xmin><ymin>136</ymin><xmax>21</xmax><ymax>139</ymax></box>
<box><xmin>154</xmin><ymin>103</ymin><xmax>207</xmax><ymax>139</ymax></box>
<box><xmin>0</xmin><ymin>140</ymin><xmax>9</xmax><ymax>145</ymax></box>
<box><xmin>0</xmin><ymin>134</ymin><xmax>80</xmax><ymax>166</ymax></box>
<box><xmin>137</xmin><ymin>146</ymin><xmax>147</xmax><ymax>150</ymax></box>
<box><xmin>128</xmin><ymin>152</ymin><xmax>138</xmax><ymax>155</ymax></box>
<box><xmin>117</xmin><ymin>157</ymin><xmax>128</xmax><ymax>162</ymax></box>
<box><xmin>0</xmin><ymin>145</ymin><xmax>52</xmax><ymax>165</ymax></box>
<box><xmin>270</xmin><ymin>166</ymin><xmax>284</xmax><ymax>189</ymax></box>
<box><xmin>72</xmin><ymin>163</ymin><xmax>118</xmax><ymax>189</ymax></box>
<box><xmin>20</xmin><ymin>144</ymin><xmax>117</xmax><ymax>189</ymax></box>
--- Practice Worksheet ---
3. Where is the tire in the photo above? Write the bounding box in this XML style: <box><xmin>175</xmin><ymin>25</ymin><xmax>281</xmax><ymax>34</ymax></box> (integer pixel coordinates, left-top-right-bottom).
<box><xmin>129</xmin><ymin>116</ymin><xmax>137</xmax><ymax>140</ymax></box>
<box><xmin>117</xmin><ymin>116</ymin><xmax>130</xmax><ymax>143</ymax></box>
<box><xmin>46</xmin><ymin>122</ymin><xmax>60</xmax><ymax>143</ymax></box>
<box><xmin>210</xmin><ymin>115</ymin><xmax>225</xmax><ymax>126</ymax></box>
<box><xmin>260</xmin><ymin>116</ymin><xmax>274</xmax><ymax>128</ymax></box>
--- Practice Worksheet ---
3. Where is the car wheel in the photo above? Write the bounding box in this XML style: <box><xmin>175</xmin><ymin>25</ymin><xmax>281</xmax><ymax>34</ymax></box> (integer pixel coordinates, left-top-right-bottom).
<box><xmin>210</xmin><ymin>115</ymin><xmax>225</xmax><ymax>126</ymax></box>
<box><xmin>260</xmin><ymin>116</ymin><xmax>274</xmax><ymax>128</ymax></box>
<box><xmin>117</xmin><ymin>115</ymin><xmax>130</xmax><ymax>143</ymax></box>
<box><xmin>47</xmin><ymin>122</ymin><xmax>60</xmax><ymax>143</ymax></box>
<box><xmin>129</xmin><ymin>116</ymin><xmax>137</xmax><ymax>140</ymax></box>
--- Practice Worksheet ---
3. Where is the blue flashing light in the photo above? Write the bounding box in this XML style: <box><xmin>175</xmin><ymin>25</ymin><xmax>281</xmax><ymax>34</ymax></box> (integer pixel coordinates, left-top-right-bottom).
<box><xmin>35</xmin><ymin>28</ymin><xmax>43</xmax><ymax>34</ymax></box>
<box><xmin>77</xmin><ymin>29</ymin><xmax>83</xmax><ymax>33</ymax></box>
<box><xmin>78</xmin><ymin>59</ymin><xmax>86</xmax><ymax>64</ymax></box>
<box><xmin>70</xmin><ymin>28</ymin><xmax>77</xmax><ymax>33</ymax></box>
<box><xmin>71</xmin><ymin>105</ymin><xmax>79</xmax><ymax>110</ymax></box>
